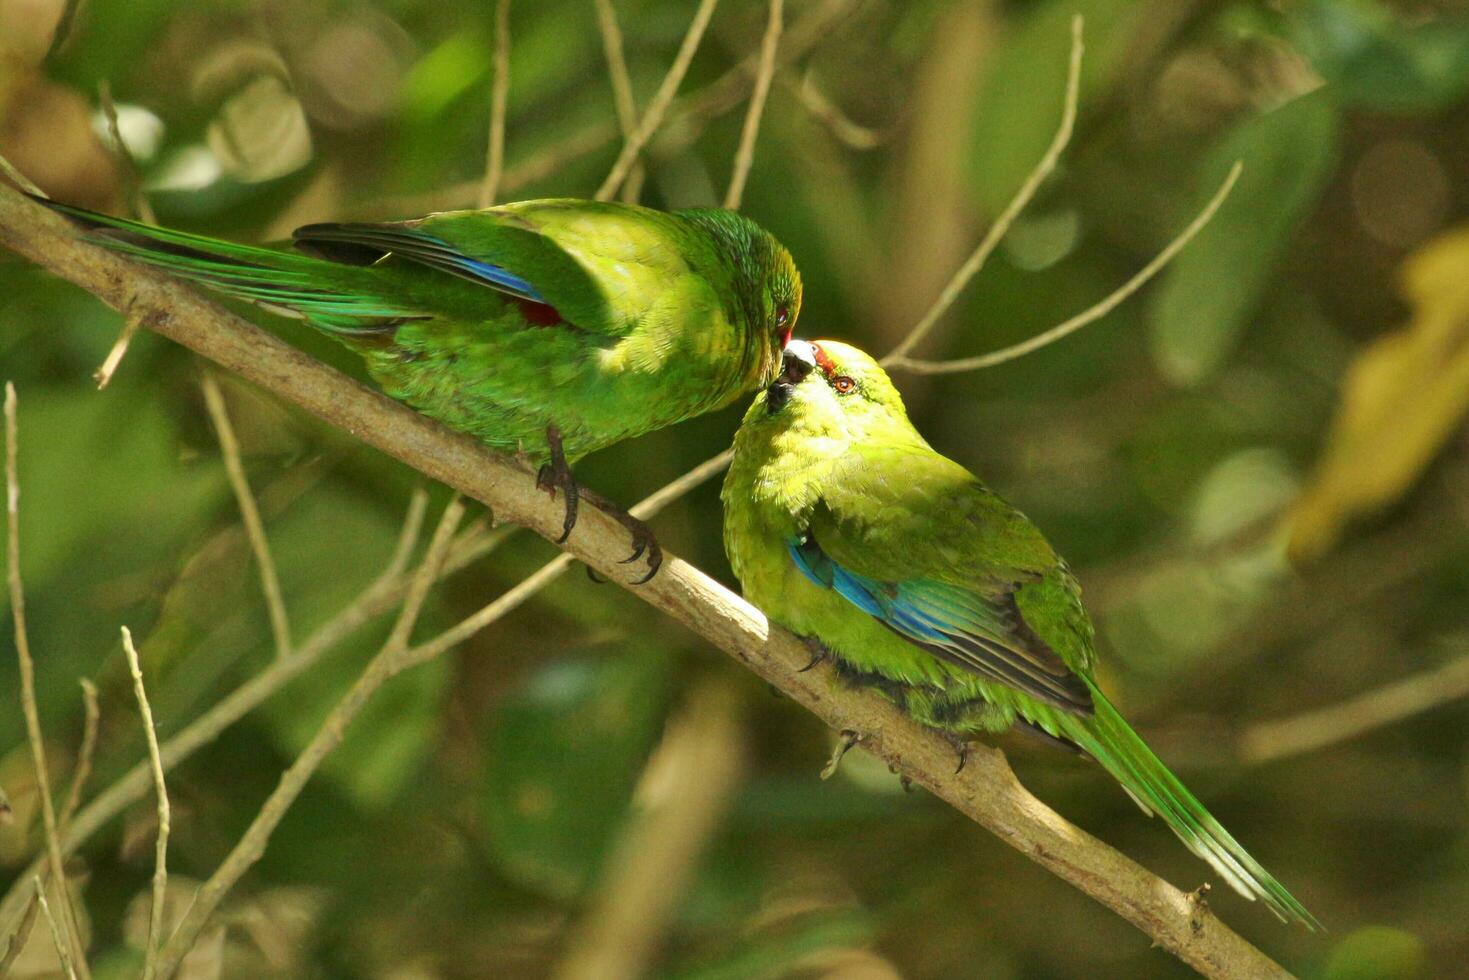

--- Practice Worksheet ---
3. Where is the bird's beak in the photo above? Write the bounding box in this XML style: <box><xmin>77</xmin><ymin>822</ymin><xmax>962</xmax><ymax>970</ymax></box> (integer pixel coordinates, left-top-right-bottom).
<box><xmin>766</xmin><ymin>341</ymin><xmax>816</xmax><ymax>414</ymax></box>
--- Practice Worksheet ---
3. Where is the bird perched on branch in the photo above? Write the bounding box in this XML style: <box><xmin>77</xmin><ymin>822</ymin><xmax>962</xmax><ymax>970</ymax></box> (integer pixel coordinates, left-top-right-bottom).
<box><xmin>722</xmin><ymin>339</ymin><xmax>1318</xmax><ymax>928</ymax></box>
<box><xmin>38</xmin><ymin>196</ymin><xmax>803</xmax><ymax>581</ymax></box>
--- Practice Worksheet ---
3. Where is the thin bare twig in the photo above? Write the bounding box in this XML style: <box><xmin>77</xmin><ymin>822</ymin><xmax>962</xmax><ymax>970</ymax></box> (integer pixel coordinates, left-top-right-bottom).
<box><xmin>596</xmin><ymin>0</ymin><xmax>720</xmax><ymax>201</ymax></box>
<box><xmin>884</xmin><ymin>14</ymin><xmax>1084</xmax><ymax>362</ymax></box>
<box><xmin>33</xmin><ymin>878</ymin><xmax>77</xmax><ymax>980</ymax></box>
<box><xmin>478</xmin><ymin>0</ymin><xmax>513</xmax><ymax>209</ymax></box>
<box><xmin>6</xmin><ymin>383</ymin><xmax>91</xmax><ymax>980</ymax></box>
<box><xmin>724</xmin><ymin>0</ymin><xmax>784</xmax><ymax>210</ymax></box>
<box><xmin>595</xmin><ymin>0</ymin><xmax>638</xmax><ymax>137</ymax></box>
<box><xmin>385</xmin><ymin>486</ymin><xmax>432</xmax><ymax>582</ymax></box>
<box><xmin>121</xmin><ymin>628</ymin><xmax>169</xmax><ymax>980</ymax></box>
<box><xmin>93</xmin><ymin>81</ymin><xmax>155</xmax><ymax>389</ymax></box>
<box><xmin>200</xmin><ymin>371</ymin><xmax>292</xmax><ymax>659</ymax></box>
<box><xmin>152</xmin><ymin>498</ymin><xmax>467</xmax><ymax>977</ymax></box>
<box><xmin>886</xmin><ymin>161</ymin><xmax>1244</xmax><ymax>373</ymax></box>
<box><xmin>58</xmin><ymin>679</ymin><xmax>100</xmax><ymax>836</ymax></box>
<box><xmin>593</xmin><ymin>0</ymin><xmax>645</xmax><ymax>203</ymax></box>
<box><xmin>1240</xmin><ymin>649</ymin><xmax>1469</xmax><ymax>764</ymax></box>
<box><xmin>93</xmin><ymin>318</ymin><xmax>144</xmax><ymax>390</ymax></box>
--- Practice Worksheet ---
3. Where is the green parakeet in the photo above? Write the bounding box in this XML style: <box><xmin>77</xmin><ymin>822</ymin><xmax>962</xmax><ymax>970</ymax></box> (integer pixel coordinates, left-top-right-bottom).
<box><xmin>723</xmin><ymin>339</ymin><xmax>1317</xmax><ymax>928</ymax></box>
<box><xmin>38</xmin><ymin>196</ymin><xmax>803</xmax><ymax>578</ymax></box>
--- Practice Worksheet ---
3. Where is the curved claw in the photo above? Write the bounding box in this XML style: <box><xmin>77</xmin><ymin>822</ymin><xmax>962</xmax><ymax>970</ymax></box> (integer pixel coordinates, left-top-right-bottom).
<box><xmin>630</xmin><ymin>544</ymin><xmax>662</xmax><ymax>585</ymax></box>
<box><xmin>536</xmin><ymin>425</ymin><xmax>578</xmax><ymax>544</ymax></box>
<box><xmin>618</xmin><ymin>538</ymin><xmax>646</xmax><ymax>564</ymax></box>
<box><xmin>797</xmin><ymin>638</ymin><xmax>828</xmax><ymax>672</ymax></box>
<box><xmin>944</xmin><ymin>734</ymin><xmax>970</xmax><ymax>775</ymax></box>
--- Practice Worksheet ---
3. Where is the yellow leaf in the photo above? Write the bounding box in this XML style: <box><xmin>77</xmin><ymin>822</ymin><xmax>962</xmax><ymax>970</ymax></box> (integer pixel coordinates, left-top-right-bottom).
<box><xmin>1288</xmin><ymin>225</ymin><xmax>1469</xmax><ymax>562</ymax></box>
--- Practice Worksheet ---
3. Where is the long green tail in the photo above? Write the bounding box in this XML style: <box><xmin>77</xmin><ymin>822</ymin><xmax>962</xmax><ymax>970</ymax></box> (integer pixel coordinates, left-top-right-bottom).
<box><xmin>1060</xmin><ymin>689</ymin><xmax>1321</xmax><ymax>929</ymax></box>
<box><xmin>38</xmin><ymin>198</ymin><xmax>417</xmax><ymax>331</ymax></box>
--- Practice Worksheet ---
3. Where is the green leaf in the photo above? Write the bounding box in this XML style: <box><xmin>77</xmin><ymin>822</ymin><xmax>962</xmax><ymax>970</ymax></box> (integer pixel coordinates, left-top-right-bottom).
<box><xmin>1148</xmin><ymin>89</ymin><xmax>1339</xmax><ymax>385</ymax></box>
<box><xmin>480</xmin><ymin>644</ymin><xmax>672</xmax><ymax>899</ymax></box>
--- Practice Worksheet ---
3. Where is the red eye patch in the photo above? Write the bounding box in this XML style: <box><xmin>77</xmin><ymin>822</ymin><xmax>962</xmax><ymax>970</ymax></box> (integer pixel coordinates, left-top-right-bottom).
<box><xmin>810</xmin><ymin>342</ymin><xmax>838</xmax><ymax>378</ymax></box>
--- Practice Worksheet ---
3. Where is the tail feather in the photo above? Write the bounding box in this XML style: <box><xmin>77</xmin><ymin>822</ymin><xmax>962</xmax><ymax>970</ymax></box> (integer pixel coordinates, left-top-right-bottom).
<box><xmin>36</xmin><ymin>197</ymin><xmax>420</xmax><ymax>331</ymax></box>
<box><xmin>1061</xmin><ymin>690</ymin><xmax>1320</xmax><ymax>929</ymax></box>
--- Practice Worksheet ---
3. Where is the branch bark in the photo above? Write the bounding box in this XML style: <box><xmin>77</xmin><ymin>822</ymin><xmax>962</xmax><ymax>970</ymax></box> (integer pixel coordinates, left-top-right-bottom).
<box><xmin>0</xmin><ymin>182</ymin><xmax>1294</xmax><ymax>978</ymax></box>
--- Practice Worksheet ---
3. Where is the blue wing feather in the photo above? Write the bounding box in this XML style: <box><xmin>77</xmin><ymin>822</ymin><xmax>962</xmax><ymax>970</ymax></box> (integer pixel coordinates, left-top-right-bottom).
<box><xmin>291</xmin><ymin>224</ymin><xmax>548</xmax><ymax>302</ymax></box>
<box><xmin>786</xmin><ymin>535</ymin><xmax>1092</xmax><ymax>713</ymax></box>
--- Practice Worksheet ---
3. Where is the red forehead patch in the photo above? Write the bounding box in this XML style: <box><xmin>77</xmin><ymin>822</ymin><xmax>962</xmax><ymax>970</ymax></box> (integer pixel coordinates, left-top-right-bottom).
<box><xmin>810</xmin><ymin>343</ymin><xmax>837</xmax><ymax>377</ymax></box>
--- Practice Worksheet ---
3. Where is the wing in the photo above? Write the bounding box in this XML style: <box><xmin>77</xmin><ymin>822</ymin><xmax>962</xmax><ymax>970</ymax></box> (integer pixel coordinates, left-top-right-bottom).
<box><xmin>797</xmin><ymin>442</ymin><xmax>1095</xmax><ymax>714</ymax></box>
<box><xmin>293</xmin><ymin>200</ymin><xmax>718</xmax><ymax>338</ymax></box>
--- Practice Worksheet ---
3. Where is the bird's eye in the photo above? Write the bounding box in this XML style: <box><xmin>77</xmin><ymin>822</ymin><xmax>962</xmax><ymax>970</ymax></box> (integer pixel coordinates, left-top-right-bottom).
<box><xmin>832</xmin><ymin>376</ymin><xmax>857</xmax><ymax>394</ymax></box>
<box><xmin>775</xmin><ymin>304</ymin><xmax>793</xmax><ymax>347</ymax></box>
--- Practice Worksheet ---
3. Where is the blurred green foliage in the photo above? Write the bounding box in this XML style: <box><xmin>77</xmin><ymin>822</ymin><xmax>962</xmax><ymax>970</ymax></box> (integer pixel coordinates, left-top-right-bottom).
<box><xmin>2</xmin><ymin>0</ymin><xmax>1469</xmax><ymax>977</ymax></box>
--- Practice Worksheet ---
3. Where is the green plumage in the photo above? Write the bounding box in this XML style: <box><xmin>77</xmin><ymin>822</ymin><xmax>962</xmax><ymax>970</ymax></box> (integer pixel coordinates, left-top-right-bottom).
<box><xmin>723</xmin><ymin>339</ymin><xmax>1318</xmax><ymax>928</ymax></box>
<box><xmin>42</xmin><ymin>197</ymin><xmax>802</xmax><ymax>463</ymax></box>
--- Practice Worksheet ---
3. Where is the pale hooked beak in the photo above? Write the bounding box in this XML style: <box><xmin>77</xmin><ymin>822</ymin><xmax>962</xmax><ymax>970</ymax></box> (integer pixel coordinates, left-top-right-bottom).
<box><xmin>766</xmin><ymin>340</ymin><xmax>816</xmax><ymax>413</ymax></box>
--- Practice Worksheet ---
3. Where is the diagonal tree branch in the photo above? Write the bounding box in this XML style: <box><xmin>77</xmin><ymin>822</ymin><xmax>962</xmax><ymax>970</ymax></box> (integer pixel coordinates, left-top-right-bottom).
<box><xmin>0</xmin><ymin>178</ymin><xmax>1296</xmax><ymax>978</ymax></box>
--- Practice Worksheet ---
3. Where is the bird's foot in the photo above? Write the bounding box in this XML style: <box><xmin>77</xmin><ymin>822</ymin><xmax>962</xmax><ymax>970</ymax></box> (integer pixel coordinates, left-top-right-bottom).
<box><xmin>535</xmin><ymin>424</ymin><xmax>578</xmax><ymax>544</ymax></box>
<box><xmin>943</xmin><ymin>733</ymin><xmax>970</xmax><ymax>775</ymax></box>
<box><xmin>797</xmin><ymin>637</ymin><xmax>830</xmax><ymax>672</ymax></box>
<box><xmin>576</xmin><ymin>485</ymin><xmax>662</xmax><ymax>584</ymax></box>
<box><xmin>820</xmin><ymin>730</ymin><xmax>861</xmax><ymax>780</ymax></box>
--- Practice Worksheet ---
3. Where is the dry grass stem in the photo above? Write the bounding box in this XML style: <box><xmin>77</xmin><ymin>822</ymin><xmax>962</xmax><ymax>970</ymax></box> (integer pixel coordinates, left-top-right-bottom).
<box><xmin>200</xmin><ymin>371</ymin><xmax>292</xmax><ymax>659</ymax></box>
<box><xmin>33</xmin><ymin>877</ymin><xmax>78</xmax><ymax>980</ymax></box>
<box><xmin>120</xmin><ymin>628</ymin><xmax>170</xmax><ymax>980</ymax></box>
<box><xmin>58</xmin><ymin>679</ymin><xmax>100</xmax><ymax>835</ymax></box>
<box><xmin>478</xmin><ymin>0</ymin><xmax>513</xmax><ymax>209</ymax></box>
<box><xmin>884</xmin><ymin>14</ymin><xmax>1084</xmax><ymax>362</ymax></box>
<box><xmin>151</xmin><ymin>498</ymin><xmax>466</xmax><ymax>976</ymax></box>
<box><xmin>888</xmin><ymin>161</ymin><xmax>1244</xmax><ymax>374</ymax></box>
<box><xmin>595</xmin><ymin>0</ymin><xmax>720</xmax><ymax>200</ymax></box>
<box><xmin>6</xmin><ymin>383</ymin><xmax>91</xmax><ymax>979</ymax></box>
<box><xmin>724</xmin><ymin>0</ymin><xmax>785</xmax><ymax>210</ymax></box>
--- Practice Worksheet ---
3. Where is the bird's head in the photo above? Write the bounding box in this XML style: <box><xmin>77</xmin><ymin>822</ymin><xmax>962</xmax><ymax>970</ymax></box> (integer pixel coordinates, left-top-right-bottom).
<box><xmin>755</xmin><ymin>338</ymin><xmax>912</xmax><ymax>436</ymax></box>
<box><xmin>676</xmin><ymin>209</ymin><xmax>802</xmax><ymax>387</ymax></box>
